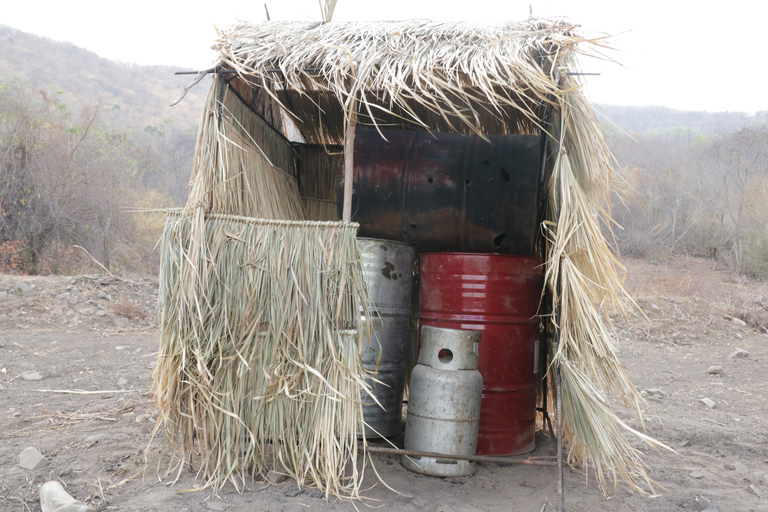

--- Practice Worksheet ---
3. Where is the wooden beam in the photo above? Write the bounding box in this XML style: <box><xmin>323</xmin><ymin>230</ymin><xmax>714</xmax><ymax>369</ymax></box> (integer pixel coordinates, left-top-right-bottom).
<box><xmin>342</xmin><ymin>100</ymin><xmax>358</xmax><ymax>222</ymax></box>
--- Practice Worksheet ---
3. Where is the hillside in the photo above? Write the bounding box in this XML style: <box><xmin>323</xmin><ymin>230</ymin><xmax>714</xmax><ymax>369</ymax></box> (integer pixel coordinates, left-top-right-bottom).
<box><xmin>0</xmin><ymin>25</ymin><xmax>206</xmax><ymax>134</ymax></box>
<box><xmin>597</xmin><ymin>104</ymin><xmax>766</xmax><ymax>137</ymax></box>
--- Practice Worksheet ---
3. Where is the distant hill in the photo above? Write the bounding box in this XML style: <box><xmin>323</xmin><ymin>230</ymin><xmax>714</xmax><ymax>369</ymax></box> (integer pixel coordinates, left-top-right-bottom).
<box><xmin>596</xmin><ymin>104</ymin><xmax>767</xmax><ymax>138</ymax></box>
<box><xmin>0</xmin><ymin>25</ymin><xmax>207</xmax><ymax>134</ymax></box>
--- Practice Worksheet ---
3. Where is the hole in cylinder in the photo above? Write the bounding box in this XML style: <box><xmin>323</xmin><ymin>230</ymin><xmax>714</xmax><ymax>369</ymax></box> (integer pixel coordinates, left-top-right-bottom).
<box><xmin>438</xmin><ymin>348</ymin><xmax>453</xmax><ymax>363</ymax></box>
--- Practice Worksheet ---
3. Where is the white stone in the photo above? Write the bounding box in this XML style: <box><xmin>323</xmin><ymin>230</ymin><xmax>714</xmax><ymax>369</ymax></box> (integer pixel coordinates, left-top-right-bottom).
<box><xmin>729</xmin><ymin>348</ymin><xmax>749</xmax><ymax>359</ymax></box>
<box><xmin>731</xmin><ymin>317</ymin><xmax>747</xmax><ymax>327</ymax></box>
<box><xmin>95</xmin><ymin>310</ymin><xmax>107</xmax><ymax>317</ymax></box>
<box><xmin>707</xmin><ymin>365</ymin><xmax>727</xmax><ymax>377</ymax></box>
<box><xmin>78</xmin><ymin>308</ymin><xmax>95</xmax><ymax>316</ymax></box>
<box><xmin>117</xmin><ymin>377</ymin><xmax>128</xmax><ymax>387</ymax></box>
<box><xmin>700</xmin><ymin>397</ymin><xmax>716</xmax><ymax>409</ymax></box>
<box><xmin>18</xmin><ymin>447</ymin><xmax>48</xmax><ymax>470</ymax></box>
<box><xmin>21</xmin><ymin>371</ymin><xmax>43</xmax><ymax>381</ymax></box>
<box><xmin>39</xmin><ymin>481</ymin><xmax>96</xmax><ymax>512</ymax></box>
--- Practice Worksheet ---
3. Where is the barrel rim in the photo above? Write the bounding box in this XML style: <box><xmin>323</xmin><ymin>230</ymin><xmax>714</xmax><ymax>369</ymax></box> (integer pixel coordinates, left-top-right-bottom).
<box><xmin>358</xmin><ymin>237</ymin><xmax>417</xmax><ymax>251</ymax></box>
<box><xmin>420</xmin><ymin>252</ymin><xmax>543</xmax><ymax>264</ymax></box>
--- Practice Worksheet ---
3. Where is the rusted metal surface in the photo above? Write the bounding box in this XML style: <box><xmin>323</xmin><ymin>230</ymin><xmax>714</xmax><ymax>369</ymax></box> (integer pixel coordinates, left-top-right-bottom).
<box><xmin>345</xmin><ymin>128</ymin><xmax>543</xmax><ymax>255</ymax></box>
<box><xmin>359</xmin><ymin>238</ymin><xmax>415</xmax><ymax>438</ymax></box>
<box><xmin>419</xmin><ymin>253</ymin><xmax>543</xmax><ymax>456</ymax></box>
<box><xmin>403</xmin><ymin>326</ymin><xmax>483</xmax><ymax>477</ymax></box>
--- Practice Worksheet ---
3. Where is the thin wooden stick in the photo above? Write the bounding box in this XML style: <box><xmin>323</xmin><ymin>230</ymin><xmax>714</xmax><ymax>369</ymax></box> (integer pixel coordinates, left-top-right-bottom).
<box><xmin>35</xmin><ymin>389</ymin><xmax>138</xmax><ymax>394</ymax></box>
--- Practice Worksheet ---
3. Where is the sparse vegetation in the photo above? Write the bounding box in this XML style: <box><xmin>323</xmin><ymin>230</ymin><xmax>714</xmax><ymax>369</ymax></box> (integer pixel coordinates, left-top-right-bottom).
<box><xmin>609</xmin><ymin>123</ymin><xmax>768</xmax><ymax>279</ymax></box>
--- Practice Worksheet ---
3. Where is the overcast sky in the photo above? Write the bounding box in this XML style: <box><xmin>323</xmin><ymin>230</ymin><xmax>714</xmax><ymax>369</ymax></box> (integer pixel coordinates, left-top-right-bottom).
<box><xmin>4</xmin><ymin>1</ymin><xmax>767</xmax><ymax>113</ymax></box>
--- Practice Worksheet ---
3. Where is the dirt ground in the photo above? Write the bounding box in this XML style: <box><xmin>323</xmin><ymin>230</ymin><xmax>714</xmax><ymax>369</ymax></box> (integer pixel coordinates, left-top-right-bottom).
<box><xmin>0</xmin><ymin>256</ymin><xmax>767</xmax><ymax>512</ymax></box>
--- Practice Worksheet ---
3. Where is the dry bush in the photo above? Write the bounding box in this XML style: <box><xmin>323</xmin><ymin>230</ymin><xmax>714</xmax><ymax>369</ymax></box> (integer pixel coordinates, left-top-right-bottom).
<box><xmin>111</xmin><ymin>298</ymin><xmax>149</xmax><ymax>320</ymax></box>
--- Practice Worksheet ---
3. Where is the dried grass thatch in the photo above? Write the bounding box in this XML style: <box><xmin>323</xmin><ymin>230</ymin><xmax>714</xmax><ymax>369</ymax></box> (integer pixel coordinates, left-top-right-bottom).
<box><xmin>295</xmin><ymin>144</ymin><xmax>341</xmax><ymax>221</ymax></box>
<box><xmin>167</xmin><ymin>15</ymin><xmax>669</xmax><ymax>498</ymax></box>
<box><xmin>213</xmin><ymin>18</ymin><xmax>605</xmax><ymax>142</ymax></box>
<box><xmin>153</xmin><ymin>208</ymin><xmax>373</xmax><ymax>496</ymax></box>
<box><xmin>186</xmin><ymin>77</ymin><xmax>305</xmax><ymax>220</ymax></box>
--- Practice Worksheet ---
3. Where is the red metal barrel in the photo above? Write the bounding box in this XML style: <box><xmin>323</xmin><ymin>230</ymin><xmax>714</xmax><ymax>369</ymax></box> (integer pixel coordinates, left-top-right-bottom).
<box><xmin>419</xmin><ymin>253</ymin><xmax>543</xmax><ymax>456</ymax></box>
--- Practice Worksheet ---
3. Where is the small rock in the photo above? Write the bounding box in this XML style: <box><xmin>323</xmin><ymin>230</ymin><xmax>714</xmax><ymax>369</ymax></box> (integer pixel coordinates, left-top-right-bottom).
<box><xmin>96</xmin><ymin>303</ymin><xmax>106</xmax><ymax>310</ymax></box>
<box><xmin>707</xmin><ymin>365</ymin><xmax>727</xmax><ymax>377</ymax></box>
<box><xmin>18</xmin><ymin>447</ymin><xmax>48</xmax><ymax>470</ymax></box>
<box><xmin>642</xmin><ymin>388</ymin><xmax>666</xmax><ymax>400</ymax></box>
<box><xmin>652</xmin><ymin>304</ymin><xmax>661</xmax><ymax>311</ymax></box>
<box><xmin>78</xmin><ymin>307</ymin><xmax>95</xmax><ymax>316</ymax></box>
<box><xmin>267</xmin><ymin>470</ymin><xmax>289</xmax><ymax>485</ymax></box>
<box><xmin>746</xmin><ymin>484</ymin><xmax>762</xmax><ymax>497</ymax></box>
<box><xmin>282</xmin><ymin>486</ymin><xmax>303</xmax><ymax>497</ymax></box>
<box><xmin>113</xmin><ymin>317</ymin><xmax>130</xmax><ymax>329</ymax></box>
<box><xmin>761</xmin><ymin>474</ymin><xmax>768</xmax><ymax>487</ymax></box>
<box><xmin>95</xmin><ymin>310</ymin><xmax>107</xmax><ymax>317</ymax></box>
<box><xmin>84</xmin><ymin>434</ymin><xmax>108</xmax><ymax>448</ymax></box>
<box><xmin>679</xmin><ymin>440</ymin><xmax>691</xmax><ymax>448</ymax></box>
<box><xmin>700</xmin><ymin>397</ymin><xmax>716</xmax><ymax>409</ymax></box>
<box><xmin>56</xmin><ymin>292</ymin><xmax>71</xmax><ymax>300</ymax></box>
<box><xmin>68</xmin><ymin>297</ymin><xmax>80</xmax><ymax>305</ymax></box>
<box><xmin>70</xmin><ymin>278</ymin><xmax>77</xmax><ymax>285</ymax></box>
<box><xmin>21</xmin><ymin>371</ymin><xmax>44</xmax><ymax>381</ymax></box>
<box><xmin>98</xmin><ymin>292</ymin><xmax>111</xmax><ymax>300</ymax></box>
<box><xmin>0</xmin><ymin>335</ymin><xmax>5</xmax><ymax>348</ymax></box>
<box><xmin>729</xmin><ymin>348</ymin><xmax>749</xmax><ymax>359</ymax></box>
<box><xmin>0</xmin><ymin>291</ymin><xmax>7</xmax><ymax>299</ymax></box>
<box><xmin>731</xmin><ymin>317</ymin><xmax>747</xmax><ymax>327</ymax></box>
<box><xmin>15</xmin><ymin>283</ymin><xmax>36</xmax><ymax>297</ymax></box>
<box><xmin>115</xmin><ymin>345</ymin><xmax>129</xmax><ymax>351</ymax></box>
<box><xmin>690</xmin><ymin>472</ymin><xmax>704</xmax><ymax>479</ymax></box>
<box><xmin>117</xmin><ymin>377</ymin><xmax>129</xmax><ymax>387</ymax></box>
<box><xmin>724</xmin><ymin>463</ymin><xmax>736</xmax><ymax>470</ymax></box>
<box><xmin>308</xmin><ymin>490</ymin><xmax>324</xmax><ymax>499</ymax></box>
<box><xmin>51</xmin><ymin>308</ymin><xmax>63</xmax><ymax>316</ymax></box>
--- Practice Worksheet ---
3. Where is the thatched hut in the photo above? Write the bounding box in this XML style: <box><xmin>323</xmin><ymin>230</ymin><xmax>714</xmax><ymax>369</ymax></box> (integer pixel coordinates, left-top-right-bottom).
<box><xmin>155</xmin><ymin>16</ymin><xmax>667</xmax><ymax>500</ymax></box>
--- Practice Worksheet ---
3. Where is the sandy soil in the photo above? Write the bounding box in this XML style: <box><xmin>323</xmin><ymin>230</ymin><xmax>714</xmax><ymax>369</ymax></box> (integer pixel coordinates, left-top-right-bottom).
<box><xmin>0</xmin><ymin>257</ymin><xmax>767</xmax><ymax>512</ymax></box>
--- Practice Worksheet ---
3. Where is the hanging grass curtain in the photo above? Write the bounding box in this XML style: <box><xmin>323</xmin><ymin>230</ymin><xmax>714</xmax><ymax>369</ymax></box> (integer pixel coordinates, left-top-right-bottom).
<box><xmin>153</xmin><ymin>209</ymin><xmax>373</xmax><ymax>497</ymax></box>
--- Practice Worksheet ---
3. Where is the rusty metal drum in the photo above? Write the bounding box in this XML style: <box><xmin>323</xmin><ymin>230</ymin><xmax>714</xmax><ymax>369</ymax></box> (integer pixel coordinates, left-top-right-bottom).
<box><xmin>419</xmin><ymin>253</ymin><xmax>543</xmax><ymax>456</ymax></box>
<box><xmin>343</xmin><ymin>127</ymin><xmax>544</xmax><ymax>256</ymax></box>
<box><xmin>403</xmin><ymin>326</ymin><xmax>483</xmax><ymax>477</ymax></box>
<box><xmin>359</xmin><ymin>238</ymin><xmax>415</xmax><ymax>438</ymax></box>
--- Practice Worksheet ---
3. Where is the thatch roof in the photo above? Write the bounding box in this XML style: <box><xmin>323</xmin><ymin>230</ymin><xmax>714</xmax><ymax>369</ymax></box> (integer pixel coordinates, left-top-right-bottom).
<box><xmin>212</xmin><ymin>19</ymin><xmax>603</xmax><ymax>142</ymax></box>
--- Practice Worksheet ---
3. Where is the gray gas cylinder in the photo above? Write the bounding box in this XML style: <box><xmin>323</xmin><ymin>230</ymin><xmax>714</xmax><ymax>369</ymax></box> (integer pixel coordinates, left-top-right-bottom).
<box><xmin>358</xmin><ymin>238</ymin><xmax>415</xmax><ymax>438</ymax></box>
<box><xmin>403</xmin><ymin>325</ymin><xmax>483</xmax><ymax>476</ymax></box>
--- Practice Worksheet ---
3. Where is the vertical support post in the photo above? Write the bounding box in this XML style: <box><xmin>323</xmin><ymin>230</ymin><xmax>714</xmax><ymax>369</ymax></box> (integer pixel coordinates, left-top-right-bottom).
<box><xmin>555</xmin><ymin>254</ymin><xmax>565</xmax><ymax>512</ymax></box>
<box><xmin>342</xmin><ymin>99</ymin><xmax>358</xmax><ymax>222</ymax></box>
<box><xmin>556</xmin><ymin>362</ymin><xmax>564</xmax><ymax>512</ymax></box>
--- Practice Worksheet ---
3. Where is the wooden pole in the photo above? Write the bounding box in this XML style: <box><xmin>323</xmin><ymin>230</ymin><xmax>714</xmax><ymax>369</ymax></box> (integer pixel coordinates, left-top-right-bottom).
<box><xmin>342</xmin><ymin>99</ymin><xmax>358</xmax><ymax>222</ymax></box>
